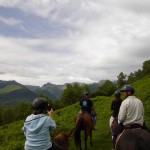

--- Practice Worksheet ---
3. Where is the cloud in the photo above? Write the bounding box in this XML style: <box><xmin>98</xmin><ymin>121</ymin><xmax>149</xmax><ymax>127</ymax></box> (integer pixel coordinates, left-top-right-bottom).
<box><xmin>0</xmin><ymin>0</ymin><xmax>150</xmax><ymax>86</ymax></box>
<box><xmin>0</xmin><ymin>15</ymin><xmax>22</xmax><ymax>26</ymax></box>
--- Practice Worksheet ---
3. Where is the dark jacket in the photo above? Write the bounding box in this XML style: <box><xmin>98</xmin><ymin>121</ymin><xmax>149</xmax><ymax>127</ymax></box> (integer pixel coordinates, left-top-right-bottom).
<box><xmin>111</xmin><ymin>98</ymin><xmax>122</xmax><ymax>118</ymax></box>
<box><xmin>80</xmin><ymin>97</ymin><xmax>93</xmax><ymax>114</ymax></box>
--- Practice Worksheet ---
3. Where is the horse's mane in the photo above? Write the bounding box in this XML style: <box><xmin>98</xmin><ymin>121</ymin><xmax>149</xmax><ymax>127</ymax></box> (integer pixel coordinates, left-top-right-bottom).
<box><xmin>74</xmin><ymin>117</ymin><xmax>84</xmax><ymax>147</ymax></box>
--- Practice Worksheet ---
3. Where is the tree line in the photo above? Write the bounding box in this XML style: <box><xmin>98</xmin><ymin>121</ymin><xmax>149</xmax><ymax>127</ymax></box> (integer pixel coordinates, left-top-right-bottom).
<box><xmin>0</xmin><ymin>60</ymin><xmax>149</xmax><ymax>126</ymax></box>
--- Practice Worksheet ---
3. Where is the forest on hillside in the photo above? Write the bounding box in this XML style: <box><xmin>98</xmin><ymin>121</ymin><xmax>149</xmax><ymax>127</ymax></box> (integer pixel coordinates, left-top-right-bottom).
<box><xmin>0</xmin><ymin>59</ymin><xmax>149</xmax><ymax>126</ymax></box>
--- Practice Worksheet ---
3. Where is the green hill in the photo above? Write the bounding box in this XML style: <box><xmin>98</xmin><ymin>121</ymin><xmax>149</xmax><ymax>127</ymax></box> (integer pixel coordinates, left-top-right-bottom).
<box><xmin>0</xmin><ymin>76</ymin><xmax>150</xmax><ymax>150</ymax></box>
<box><xmin>0</xmin><ymin>81</ymin><xmax>37</xmax><ymax>106</ymax></box>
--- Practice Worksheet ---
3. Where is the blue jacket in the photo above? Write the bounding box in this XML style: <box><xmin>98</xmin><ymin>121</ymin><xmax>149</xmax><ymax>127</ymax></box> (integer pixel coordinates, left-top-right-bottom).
<box><xmin>22</xmin><ymin>114</ymin><xmax>56</xmax><ymax>150</ymax></box>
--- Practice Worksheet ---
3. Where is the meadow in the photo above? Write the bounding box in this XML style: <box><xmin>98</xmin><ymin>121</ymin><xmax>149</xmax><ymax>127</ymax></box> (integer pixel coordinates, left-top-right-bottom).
<box><xmin>0</xmin><ymin>96</ymin><xmax>113</xmax><ymax>150</ymax></box>
<box><xmin>0</xmin><ymin>75</ymin><xmax>150</xmax><ymax>150</ymax></box>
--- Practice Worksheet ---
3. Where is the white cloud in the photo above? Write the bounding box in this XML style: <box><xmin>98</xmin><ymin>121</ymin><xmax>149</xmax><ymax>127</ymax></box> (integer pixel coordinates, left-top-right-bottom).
<box><xmin>0</xmin><ymin>0</ymin><xmax>150</xmax><ymax>86</ymax></box>
<box><xmin>0</xmin><ymin>15</ymin><xmax>22</xmax><ymax>26</ymax></box>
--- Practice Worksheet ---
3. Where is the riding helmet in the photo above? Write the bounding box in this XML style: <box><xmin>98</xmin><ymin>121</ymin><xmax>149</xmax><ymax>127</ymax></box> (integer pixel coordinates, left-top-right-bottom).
<box><xmin>120</xmin><ymin>85</ymin><xmax>134</xmax><ymax>94</ymax></box>
<box><xmin>83</xmin><ymin>91</ymin><xmax>89</xmax><ymax>96</ymax></box>
<box><xmin>32</xmin><ymin>97</ymin><xmax>48</xmax><ymax>111</ymax></box>
<box><xmin>114</xmin><ymin>91</ymin><xmax>120</xmax><ymax>97</ymax></box>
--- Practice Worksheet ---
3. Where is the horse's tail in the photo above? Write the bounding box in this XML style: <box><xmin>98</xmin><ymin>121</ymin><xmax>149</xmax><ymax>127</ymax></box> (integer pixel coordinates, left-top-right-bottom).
<box><xmin>74</xmin><ymin>117</ymin><xmax>84</xmax><ymax>149</ymax></box>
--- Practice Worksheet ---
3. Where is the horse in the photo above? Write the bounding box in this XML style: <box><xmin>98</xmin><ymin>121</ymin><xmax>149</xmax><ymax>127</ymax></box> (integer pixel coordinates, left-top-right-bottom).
<box><xmin>116</xmin><ymin>128</ymin><xmax>150</xmax><ymax>150</ymax></box>
<box><xmin>54</xmin><ymin>128</ymin><xmax>74</xmax><ymax>150</ymax></box>
<box><xmin>107</xmin><ymin>117</ymin><xmax>119</xmax><ymax>149</ymax></box>
<box><xmin>74</xmin><ymin>111</ymin><xmax>94</xmax><ymax>150</ymax></box>
<box><xmin>108</xmin><ymin>117</ymin><xmax>118</xmax><ymax>137</ymax></box>
<box><xmin>110</xmin><ymin>119</ymin><xmax>150</xmax><ymax>150</ymax></box>
<box><xmin>111</xmin><ymin>117</ymin><xmax>118</xmax><ymax>132</ymax></box>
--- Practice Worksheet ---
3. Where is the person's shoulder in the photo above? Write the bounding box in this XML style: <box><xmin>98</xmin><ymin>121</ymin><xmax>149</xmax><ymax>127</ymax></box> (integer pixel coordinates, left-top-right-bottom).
<box><xmin>133</xmin><ymin>96</ymin><xmax>143</xmax><ymax>103</ymax></box>
<box><xmin>25</xmin><ymin>114</ymin><xmax>33</xmax><ymax>121</ymax></box>
<box><xmin>81</xmin><ymin>98</ymin><xmax>86</xmax><ymax>102</ymax></box>
<box><xmin>111</xmin><ymin>99</ymin><xmax>116</xmax><ymax>104</ymax></box>
<box><xmin>88</xmin><ymin>98</ymin><xmax>92</xmax><ymax>101</ymax></box>
<box><xmin>122</xmin><ymin>97</ymin><xmax>130</xmax><ymax>104</ymax></box>
<box><xmin>88</xmin><ymin>98</ymin><xmax>93</xmax><ymax>102</ymax></box>
<box><xmin>117</xmin><ymin>98</ymin><xmax>123</xmax><ymax>103</ymax></box>
<box><xmin>45</xmin><ymin>115</ymin><xmax>54</xmax><ymax>123</ymax></box>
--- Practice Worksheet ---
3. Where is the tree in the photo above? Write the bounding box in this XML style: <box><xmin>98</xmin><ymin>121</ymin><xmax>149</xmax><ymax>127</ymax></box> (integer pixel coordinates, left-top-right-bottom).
<box><xmin>92</xmin><ymin>80</ymin><xmax>117</xmax><ymax>96</ymax></box>
<box><xmin>61</xmin><ymin>83</ymin><xmax>90</xmax><ymax>106</ymax></box>
<box><xmin>142</xmin><ymin>60</ymin><xmax>150</xmax><ymax>75</ymax></box>
<box><xmin>117</xmin><ymin>72</ymin><xmax>127</xmax><ymax>88</ymax></box>
<box><xmin>14</xmin><ymin>102</ymin><xmax>32</xmax><ymax>121</ymax></box>
<box><xmin>2</xmin><ymin>108</ymin><xmax>16</xmax><ymax>124</ymax></box>
<box><xmin>127</xmin><ymin>72</ymin><xmax>135</xmax><ymax>84</ymax></box>
<box><xmin>134</xmin><ymin>69</ymin><xmax>143</xmax><ymax>79</ymax></box>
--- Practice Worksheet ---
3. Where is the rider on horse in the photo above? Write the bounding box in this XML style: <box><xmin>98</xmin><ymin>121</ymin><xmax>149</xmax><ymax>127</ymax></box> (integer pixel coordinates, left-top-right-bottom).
<box><xmin>78</xmin><ymin>91</ymin><xmax>97</xmax><ymax>127</ymax></box>
<box><xmin>109</xmin><ymin>91</ymin><xmax>122</xmax><ymax>128</ymax></box>
<box><xmin>112</xmin><ymin>85</ymin><xmax>144</xmax><ymax>149</ymax></box>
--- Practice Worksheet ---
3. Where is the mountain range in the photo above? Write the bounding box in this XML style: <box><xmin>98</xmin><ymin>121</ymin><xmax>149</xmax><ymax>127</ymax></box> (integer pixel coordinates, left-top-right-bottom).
<box><xmin>0</xmin><ymin>80</ymin><xmax>105</xmax><ymax>106</ymax></box>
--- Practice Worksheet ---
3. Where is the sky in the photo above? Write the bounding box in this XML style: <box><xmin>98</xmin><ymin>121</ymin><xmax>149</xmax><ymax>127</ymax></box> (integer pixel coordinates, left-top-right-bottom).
<box><xmin>0</xmin><ymin>0</ymin><xmax>150</xmax><ymax>86</ymax></box>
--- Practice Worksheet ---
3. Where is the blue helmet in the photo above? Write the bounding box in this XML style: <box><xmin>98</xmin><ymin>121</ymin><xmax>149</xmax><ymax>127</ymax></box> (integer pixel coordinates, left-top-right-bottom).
<box><xmin>120</xmin><ymin>85</ymin><xmax>134</xmax><ymax>94</ymax></box>
<box><xmin>114</xmin><ymin>91</ymin><xmax>120</xmax><ymax>97</ymax></box>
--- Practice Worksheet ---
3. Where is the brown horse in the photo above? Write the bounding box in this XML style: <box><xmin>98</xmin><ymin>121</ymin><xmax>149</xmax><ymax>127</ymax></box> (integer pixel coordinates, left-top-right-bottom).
<box><xmin>110</xmin><ymin>119</ymin><xmax>150</xmax><ymax>150</ymax></box>
<box><xmin>116</xmin><ymin>128</ymin><xmax>150</xmax><ymax>150</ymax></box>
<box><xmin>54</xmin><ymin>128</ymin><xmax>74</xmax><ymax>150</ymax></box>
<box><xmin>111</xmin><ymin>118</ymin><xmax>118</xmax><ymax>132</ymax></box>
<box><xmin>74</xmin><ymin>111</ymin><xmax>94</xmax><ymax>150</ymax></box>
<box><xmin>108</xmin><ymin>117</ymin><xmax>118</xmax><ymax>136</ymax></box>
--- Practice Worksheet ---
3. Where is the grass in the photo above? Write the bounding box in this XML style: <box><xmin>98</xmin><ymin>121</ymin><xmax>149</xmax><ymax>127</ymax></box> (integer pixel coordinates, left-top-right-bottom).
<box><xmin>54</xmin><ymin>96</ymin><xmax>113</xmax><ymax>150</ymax></box>
<box><xmin>0</xmin><ymin>75</ymin><xmax>150</xmax><ymax>150</ymax></box>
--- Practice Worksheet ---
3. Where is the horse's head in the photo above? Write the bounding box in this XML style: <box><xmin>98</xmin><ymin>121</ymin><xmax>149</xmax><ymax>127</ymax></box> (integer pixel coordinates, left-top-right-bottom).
<box><xmin>54</xmin><ymin>128</ymin><xmax>74</xmax><ymax>150</ymax></box>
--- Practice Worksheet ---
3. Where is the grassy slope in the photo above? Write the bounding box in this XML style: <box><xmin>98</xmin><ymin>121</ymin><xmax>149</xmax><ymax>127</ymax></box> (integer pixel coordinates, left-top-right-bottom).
<box><xmin>0</xmin><ymin>85</ymin><xmax>22</xmax><ymax>94</ymax></box>
<box><xmin>0</xmin><ymin>76</ymin><xmax>150</xmax><ymax>150</ymax></box>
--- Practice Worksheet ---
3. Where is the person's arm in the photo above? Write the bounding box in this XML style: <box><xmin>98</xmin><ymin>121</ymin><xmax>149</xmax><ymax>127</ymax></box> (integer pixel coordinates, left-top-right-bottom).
<box><xmin>47</xmin><ymin>109</ymin><xmax>54</xmax><ymax>119</ymax></box>
<box><xmin>22</xmin><ymin>125</ymin><xmax>26</xmax><ymax>136</ymax></box>
<box><xmin>47</xmin><ymin>109</ymin><xmax>56</xmax><ymax>130</ymax></box>
<box><xmin>88</xmin><ymin>99</ymin><xmax>94</xmax><ymax>110</ymax></box>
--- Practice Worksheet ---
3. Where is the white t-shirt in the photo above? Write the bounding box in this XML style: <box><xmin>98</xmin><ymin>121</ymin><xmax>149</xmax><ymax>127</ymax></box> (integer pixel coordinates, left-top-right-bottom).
<box><xmin>118</xmin><ymin>96</ymin><xmax>144</xmax><ymax>126</ymax></box>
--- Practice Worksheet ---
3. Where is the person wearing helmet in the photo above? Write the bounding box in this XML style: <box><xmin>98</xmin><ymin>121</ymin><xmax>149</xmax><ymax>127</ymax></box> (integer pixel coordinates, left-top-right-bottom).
<box><xmin>112</xmin><ymin>85</ymin><xmax>144</xmax><ymax>149</ymax></box>
<box><xmin>79</xmin><ymin>91</ymin><xmax>97</xmax><ymax>127</ymax></box>
<box><xmin>109</xmin><ymin>91</ymin><xmax>122</xmax><ymax>128</ymax></box>
<box><xmin>80</xmin><ymin>92</ymin><xmax>93</xmax><ymax>114</ymax></box>
<box><xmin>22</xmin><ymin>97</ymin><xmax>64</xmax><ymax>150</ymax></box>
<box><xmin>118</xmin><ymin>85</ymin><xmax>144</xmax><ymax>126</ymax></box>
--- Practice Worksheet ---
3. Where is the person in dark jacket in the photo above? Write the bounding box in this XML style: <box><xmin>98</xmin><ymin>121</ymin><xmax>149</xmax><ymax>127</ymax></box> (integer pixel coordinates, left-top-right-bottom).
<box><xmin>112</xmin><ymin>85</ymin><xmax>145</xmax><ymax>149</ymax></box>
<box><xmin>109</xmin><ymin>91</ymin><xmax>122</xmax><ymax>127</ymax></box>
<box><xmin>79</xmin><ymin>92</ymin><xmax>97</xmax><ymax>126</ymax></box>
